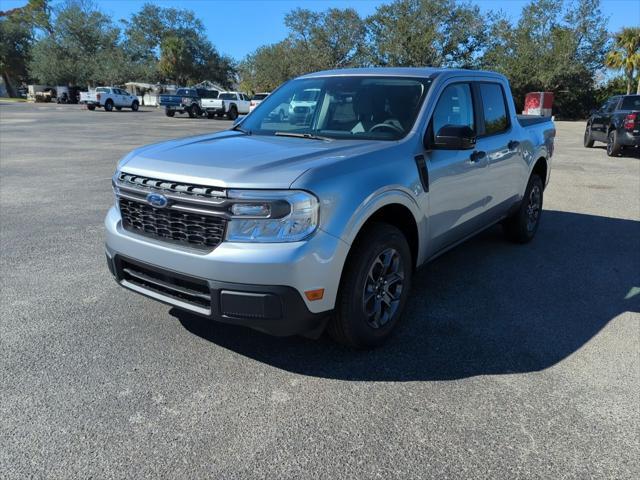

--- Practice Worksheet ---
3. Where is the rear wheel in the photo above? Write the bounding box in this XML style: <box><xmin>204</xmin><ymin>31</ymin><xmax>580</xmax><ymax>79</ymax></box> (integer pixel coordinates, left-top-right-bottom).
<box><xmin>104</xmin><ymin>100</ymin><xmax>114</xmax><ymax>112</ymax></box>
<box><xmin>165</xmin><ymin>108</ymin><xmax>175</xmax><ymax>117</ymax></box>
<box><xmin>328</xmin><ymin>223</ymin><xmax>412</xmax><ymax>349</ymax></box>
<box><xmin>583</xmin><ymin>124</ymin><xmax>594</xmax><ymax>147</ymax></box>
<box><xmin>503</xmin><ymin>174</ymin><xmax>543</xmax><ymax>243</ymax></box>
<box><xmin>188</xmin><ymin>104</ymin><xmax>199</xmax><ymax>118</ymax></box>
<box><xmin>227</xmin><ymin>105</ymin><xmax>238</xmax><ymax>121</ymax></box>
<box><xmin>131</xmin><ymin>100</ymin><xmax>139</xmax><ymax>112</ymax></box>
<box><xmin>87</xmin><ymin>105</ymin><xmax>96</xmax><ymax>111</ymax></box>
<box><xmin>606</xmin><ymin>130</ymin><xmax>622</xmax><ymax>157</ymax></box>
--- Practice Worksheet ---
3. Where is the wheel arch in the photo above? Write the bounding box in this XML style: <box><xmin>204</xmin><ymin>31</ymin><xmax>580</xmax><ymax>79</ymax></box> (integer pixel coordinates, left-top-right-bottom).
<box><xmin>341</xmin><ymin>191</ymin><xmax>424</xmax><ymax>270</ymax></box>
<box><xmin>532</xmin><ymin>156</ymin><xmax>548</xmax><ymax>189</ymax></box>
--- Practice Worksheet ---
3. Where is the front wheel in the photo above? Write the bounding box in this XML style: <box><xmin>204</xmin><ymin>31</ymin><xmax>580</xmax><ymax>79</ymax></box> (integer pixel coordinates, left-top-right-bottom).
<box><xmin>606</xmin><ymin>130</ymin><xmax>622</xmax><ymax>157</ymax></box>
<box><xmin>583</xmin><ymin>124</ymin><xmax>594</xmax><ymax>147</ymax></box>
<box><xmin>503</xmin><ymin>174</ymin><xmax>543</xmax><ymax>243</ymax></box>
<box><xmin>131</xmin><ymin>100</ymin><xmax>139</xmax><ymax>112</ymax></box>
<box><xmin>328</xmin><ymin>223</ymin><xmax>412</xmax><ymax>349</ymax></box>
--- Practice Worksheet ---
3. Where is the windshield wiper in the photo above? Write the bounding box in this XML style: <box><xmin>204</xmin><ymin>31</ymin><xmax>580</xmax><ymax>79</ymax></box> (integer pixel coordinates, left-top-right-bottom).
<box><xmin>232</xmin><ymin>124</ymin><xmax>251</xmax><ymax>135</ymax></box>
<box><xmin>274</xmin><ymin>131</ymin><xmax>332</xmax><ymax>141</ymax></box>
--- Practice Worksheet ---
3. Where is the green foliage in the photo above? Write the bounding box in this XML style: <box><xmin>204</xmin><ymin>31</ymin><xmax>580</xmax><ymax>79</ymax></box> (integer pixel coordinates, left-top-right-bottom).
<box><xmin>239</xmin><ymin>8</ymin><xmax>366</xmax><ymax>93</ymax></box>
<box><xmin>28</xmin><ymin>0</ymin><xmax>128</xmax><ymax>86</ymax></box>
<box><xmin>0</xmin><ymin>0</ymin><xmax>51</xmax><ymax>95</ymax></box>
<box><xmin>365</xmin><ymin>0</ymin><xmax>486</xmax><ymax>68</ymax></box>
<box><xmin>604</xmin><ymin>27</ymin><xmax>640</xmax><ymax>94</ymax></box>
<box><xmin>482</xmin><ymin>0</ymin><xmax>610</xmax><ymax>118</ymax></box>
<box><xmin>121</xmin><ymin>3</ymin><xmax>235</xmax><ymax>86</ymax></box>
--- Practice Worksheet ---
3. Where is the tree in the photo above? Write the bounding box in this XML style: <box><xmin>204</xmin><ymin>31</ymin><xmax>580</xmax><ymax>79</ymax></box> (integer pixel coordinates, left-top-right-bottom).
<box><xmin>122</xmin><ymin>3</ymin><xmax>235</xmax><ymax>86</ymax></box>
<box><xmin>365</xmin><ymin>0</ymin><xmax>486</xmax><ymax>68</ymax></box>
<box><xmin>482</xmin><ymin>0</ymin><xmax>609</xmax><ymax>118</ymax></box>
<box><xmin>0</xmin><ymin>0</ymin><xmax>51</xmax><ymax>95</ymax></box>
<box><xmin>605</xmin><ymin>27</ymin><xmax>640</xmax><ymax>94</ymax></box>
<box><xmin>29</xmin><ymin>0</ymin><xmax>129</xmax><ymax>86</ymax></box>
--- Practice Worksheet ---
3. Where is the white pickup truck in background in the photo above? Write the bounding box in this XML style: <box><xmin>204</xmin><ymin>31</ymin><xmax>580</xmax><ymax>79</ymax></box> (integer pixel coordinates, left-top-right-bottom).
<box><xmin>200</xmin><ymin>92</ymin><xmax>250</xmax><ymax>120</ymax></box>
<box><xmin>79</xmin><ymin>87</ymin><xmax>139</xmax><ymax>112</ymax></box>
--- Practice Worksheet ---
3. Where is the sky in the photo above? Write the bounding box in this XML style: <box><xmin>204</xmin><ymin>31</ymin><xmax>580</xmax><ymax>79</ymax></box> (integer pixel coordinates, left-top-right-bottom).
<box><xmin>3</xmin><ymin>0</ymin><xmax>639</xmax><ymax>60</ymax></box>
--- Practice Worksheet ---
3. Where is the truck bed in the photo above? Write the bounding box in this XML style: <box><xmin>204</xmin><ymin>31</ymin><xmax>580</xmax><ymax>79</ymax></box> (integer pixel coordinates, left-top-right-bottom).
<box><xmin>517</xmin><ymin>115</ymin><xmax>552</xmax><ymax>127</ymax></box>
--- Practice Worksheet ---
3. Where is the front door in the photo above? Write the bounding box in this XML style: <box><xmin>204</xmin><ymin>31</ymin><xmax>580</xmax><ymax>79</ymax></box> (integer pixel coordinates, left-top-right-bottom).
<box><xmin>424</xmin><ymin>82</ymin><xmax>491</xmax><ymax>255</ymax></box>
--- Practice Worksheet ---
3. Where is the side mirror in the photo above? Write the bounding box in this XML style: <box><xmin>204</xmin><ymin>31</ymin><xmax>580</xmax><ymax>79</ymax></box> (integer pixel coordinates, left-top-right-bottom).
<box><xmin>233</xmin><ymin>115</ymin><xmax>245</xmax><ymax>126</ymax></box>
<box><xmin>432</xmin><ymin>125</ymin><xmax>476</xmax><ymax>150</ymax></box>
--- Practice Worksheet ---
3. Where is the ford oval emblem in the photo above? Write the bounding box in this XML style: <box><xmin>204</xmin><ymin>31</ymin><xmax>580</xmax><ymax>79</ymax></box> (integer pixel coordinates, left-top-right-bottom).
<box><xmin>146</xmin><ymin>193</ymin><xmax>169</xmax><ymax>208</ymax></box>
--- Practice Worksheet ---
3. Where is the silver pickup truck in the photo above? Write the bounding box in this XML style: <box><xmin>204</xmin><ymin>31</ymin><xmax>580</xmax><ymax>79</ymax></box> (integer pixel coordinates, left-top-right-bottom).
<box><xmin>105</xmin><ymin>68</ymin><xmax>555</xmax><ymax>348</ymax></box>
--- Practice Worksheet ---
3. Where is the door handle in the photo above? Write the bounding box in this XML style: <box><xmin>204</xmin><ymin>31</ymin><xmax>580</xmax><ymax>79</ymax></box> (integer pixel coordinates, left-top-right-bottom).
<box><xmin>469</xmin><ymin>150</ymin><xmax>486</xmax><ymax>163</ymax></box>
<box><xmin>508</xmin><ymin>140</ymin><xmax>520</xmax><ymax>150</ymax></box>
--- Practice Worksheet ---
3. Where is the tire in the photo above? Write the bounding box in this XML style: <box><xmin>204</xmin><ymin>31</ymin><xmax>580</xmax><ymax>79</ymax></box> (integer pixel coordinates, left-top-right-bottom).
<box><xmin>328</xmin><ymin>223</ymin><xmax>413</xmax><ymax>349</ymax></box>
<box><xmin>503</xmin><ymin>174</ymin><xmax>543</xmax><ymax>243</ymax></box>
<box><xmin>165</xmin><ymin>108</ymin><xmax>175</xmax><ymax>117</ymax></box>
<box><xmin>188</xmin><ymin>104</ymin><xmax>199</xmax><ymax>118</ymax></box>
<box><xmin>606</xmin><ymin>129</ymin><xmax>622</xmax><ymax>157</ymax></box>
<box><xmin>104</xmin><ymin>100</ymin><xmax>114</xmax><ymax>112</ymax></box>
<box><xmin>583</xmin><ymin>124</ymin><xmax>594</xmax><ymax>147</ymax></box>
<box><xmin>131</xmin><ymin>100</ymin><xmax>139</xmax><ymax>112</ymax></box>
<box><xmin>87</xmin><ymin>105</ymin><xmax>96</xmax><ymax>111</ymax></box>
<box><xmin>227</xmin><ymin>105</ymin><xmax>238</xmax><ymax>121</ymax></box>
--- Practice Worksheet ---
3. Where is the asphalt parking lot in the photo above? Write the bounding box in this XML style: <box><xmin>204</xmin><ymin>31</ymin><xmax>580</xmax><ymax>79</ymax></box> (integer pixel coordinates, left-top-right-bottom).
<box><xmin>1</xmin><ymin>102</ymin><xmax>638</xmax><ymax>479</ymax></box>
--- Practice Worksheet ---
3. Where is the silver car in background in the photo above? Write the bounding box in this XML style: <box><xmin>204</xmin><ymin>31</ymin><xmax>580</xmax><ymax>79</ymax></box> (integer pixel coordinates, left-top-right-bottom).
<box><xmin>105</xmin><ymin>67</ymin><xmax>555</xmax><ymax>348</ymax></box>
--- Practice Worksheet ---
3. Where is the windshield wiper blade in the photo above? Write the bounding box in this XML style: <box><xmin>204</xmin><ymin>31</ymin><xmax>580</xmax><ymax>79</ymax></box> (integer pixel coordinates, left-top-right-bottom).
<box><xmin>274</xmin><ymin>131</ymin><xmax>332</xmax><ymax>141</ymax></box>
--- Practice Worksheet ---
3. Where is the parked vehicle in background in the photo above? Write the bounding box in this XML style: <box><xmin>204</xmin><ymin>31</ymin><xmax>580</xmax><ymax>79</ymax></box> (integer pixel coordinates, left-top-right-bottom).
<box><xmin>201</xmin><ymin>92</ymin><xmax>251</xmax><ymax>120</ymax></box>
<box><xmin>105</xmin><ymin>68</ymin><xmax>555</xmax><ymax>348</ymax></box>
<box><xmin>288</xmin><ymin>88</ymin><xmax>321</xmax><ymax>124</ymax></box>
<box><xmin>249</xmin><ymin>93</ymin><xmax>270</xmax><ymax>112</ymax></box>
<box><xmin>80</xmin><ymin>87</ymin><xmax>139</xmax><ymax>112</ymax></box>
<box><xmin>584</xmin><ymin>94</ymin><xmax>640</xmax><ymax>156</ymax></box>
<box><xmin>159</xmin><ymin>88</ymin><xmax>218</xmax><ymax>118</ymax></box>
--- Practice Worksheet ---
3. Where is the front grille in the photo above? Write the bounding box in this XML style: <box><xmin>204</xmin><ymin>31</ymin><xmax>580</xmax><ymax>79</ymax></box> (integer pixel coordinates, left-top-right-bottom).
<box><xmin>119</xmin><ymin>258</ymin><xmax>212</xmax><ymax>313</ymax></box>
<box><xmin>118</xmin><ymin>172</ymin><xmax>225</xmax><ymax>198</ymax></box>
<box><xmin>119</xmin><ymin>198</ymin><xmax>226</xmax><ymax>250</ymax></box>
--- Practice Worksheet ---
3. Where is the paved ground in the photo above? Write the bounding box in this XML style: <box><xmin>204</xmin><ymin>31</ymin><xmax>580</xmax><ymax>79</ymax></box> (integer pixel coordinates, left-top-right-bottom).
<box><xmin>1</xmin><ymin>103</ymin><xmax>638</xmax><ymax>479</ymax></box>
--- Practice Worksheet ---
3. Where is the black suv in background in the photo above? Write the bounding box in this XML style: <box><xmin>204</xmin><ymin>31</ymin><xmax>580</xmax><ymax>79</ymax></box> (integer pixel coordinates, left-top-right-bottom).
<box><xmin>584</xmin><ymin>94</ymin><xmax>640</xmax><ymax>156</ymax></box>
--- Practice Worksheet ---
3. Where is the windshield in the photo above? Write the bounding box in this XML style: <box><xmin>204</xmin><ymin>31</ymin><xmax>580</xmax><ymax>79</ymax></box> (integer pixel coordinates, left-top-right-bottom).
<box><xmin>241</xmin><ymin>76</ymin><xmax>432</xmax><ymax>140</ymax></box>
<box><xmin>219</xmin><ymin>93</ymin><xmax>237</xmax><ymax>100</ymax></box>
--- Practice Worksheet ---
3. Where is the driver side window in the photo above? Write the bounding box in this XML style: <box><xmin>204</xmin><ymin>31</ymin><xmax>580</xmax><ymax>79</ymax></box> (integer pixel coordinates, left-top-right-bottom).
<box><xmin>432</xmin><ymin>83</ymin><xmax>474</xmax><ymax>135</ymax></box>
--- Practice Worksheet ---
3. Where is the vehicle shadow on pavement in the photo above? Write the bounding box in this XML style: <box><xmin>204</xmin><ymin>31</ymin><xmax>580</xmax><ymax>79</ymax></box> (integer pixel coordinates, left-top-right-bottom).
<box><xmin>173</xmin><ymin>210</ymin><xmax>640</xmax><ymax>381</ymax></box>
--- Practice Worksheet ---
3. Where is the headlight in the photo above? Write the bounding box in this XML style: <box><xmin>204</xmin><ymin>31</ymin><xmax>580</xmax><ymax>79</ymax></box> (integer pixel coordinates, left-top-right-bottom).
<box><xmin>226</xmin><ymin>190</ymin><xmax>319</xmax><ymax>243</ymax></box>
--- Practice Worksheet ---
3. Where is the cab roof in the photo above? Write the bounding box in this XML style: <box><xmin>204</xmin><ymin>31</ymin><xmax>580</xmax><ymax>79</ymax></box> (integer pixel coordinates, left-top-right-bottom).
<box><xmin>299</xmin><ymin>67</ymin><xmax>507</xmax><ymax>82</ymax></box>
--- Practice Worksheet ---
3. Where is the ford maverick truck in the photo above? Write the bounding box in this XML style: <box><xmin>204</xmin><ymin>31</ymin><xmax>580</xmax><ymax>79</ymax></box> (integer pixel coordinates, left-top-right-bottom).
<box><xmin>106</xmin><ymin>68</ymin><xmax>555</xmax><ymax>348</ymax></box>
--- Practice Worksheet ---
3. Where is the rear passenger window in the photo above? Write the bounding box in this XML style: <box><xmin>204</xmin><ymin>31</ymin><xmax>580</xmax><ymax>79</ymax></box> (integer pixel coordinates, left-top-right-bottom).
<box><xmin>479</xmin><ymin>83</ymin><xmax>509</xmax><ymax>135</ymax></box>
<box><xmin>432</xmin><ymin>83</ymin><xmax>474</xmax><ymax>134</ymax></box>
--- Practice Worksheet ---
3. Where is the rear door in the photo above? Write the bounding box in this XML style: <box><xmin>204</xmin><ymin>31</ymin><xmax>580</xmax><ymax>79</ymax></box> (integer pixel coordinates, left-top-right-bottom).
<box><xmin>592</xmin><ymin>97</ymin><xmax>620</xmax><ymax>140</ymax></box>
<box><xmin>424</xmin><ymin>82</ymin><xmax>491</xmax><ymax>253</ymax></box>
<box><xmin>474</xmin><ymin>81</ymin><xmax>523</xmax><ymax>217</ymax></box>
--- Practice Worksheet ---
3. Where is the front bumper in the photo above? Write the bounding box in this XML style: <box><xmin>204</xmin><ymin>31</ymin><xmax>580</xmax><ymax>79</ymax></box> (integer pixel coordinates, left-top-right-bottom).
<box><xmin>104</xmin><ymin>206</ymin><xmax>349</xmax><ymax>335</ymax></box>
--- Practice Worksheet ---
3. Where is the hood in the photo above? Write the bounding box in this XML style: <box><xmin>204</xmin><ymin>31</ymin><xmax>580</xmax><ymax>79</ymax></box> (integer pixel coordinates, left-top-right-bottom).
<box><xmin>119</xmin><ymin>130</ymin><xmax>383</xmax><ymax>189</ymax></box>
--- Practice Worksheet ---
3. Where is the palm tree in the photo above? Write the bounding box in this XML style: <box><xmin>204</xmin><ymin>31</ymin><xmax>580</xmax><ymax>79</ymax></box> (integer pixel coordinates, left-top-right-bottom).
<box><xmin>605</xmin><ymin>27</ymin><xmax>640</xmax><ymax>95</ymax></box>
